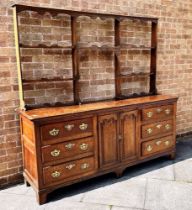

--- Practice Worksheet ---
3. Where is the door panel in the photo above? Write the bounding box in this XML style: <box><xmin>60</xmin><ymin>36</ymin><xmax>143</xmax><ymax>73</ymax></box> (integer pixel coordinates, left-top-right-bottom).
<box><xmin>120</xmin><ymin>110</ymin><xmax>138</xmax><ymax>162</ymax></box>
<box><xmin>98</xmin><ymin>114</ymin><xmax>119</xmax><ymax>169</ymax></box>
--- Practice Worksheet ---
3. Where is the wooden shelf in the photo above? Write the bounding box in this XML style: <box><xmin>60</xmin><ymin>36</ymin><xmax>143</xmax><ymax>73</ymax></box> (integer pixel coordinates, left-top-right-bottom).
<box><xmin>116</xmin><ymin>92</ymin><xmax>154</xmax><ymax>100</ymax></box>
<box><xmin>22</xmin><ymin>78</ymin><xmax>74</xmax><ymax>83</ymax></box>
<box><xmin>76</xmin><ymin>42</ymin><xmax>116</xmax><ymax>50</ymax></box>
<box><xmin>19</xmin><ymin>44</ymin><xmax>73</xmax><ymax>49</ymax></box>
<box><xmin>19</xmin><ymin>43</ymin><xmax>155</xmax><ymax>51</ymax></box>
<box><xmin>117</xmin><ymin>72</ymin><xmax>154</xmax><ymax>79</ymax></box>
<box><xmin>12</xmin><ymin>4</ymin><xmax>158</xmax><ymax>22</ymax></box>
<box><xmin>117</xmin><ymin>44</ymin><xmax>155</xmax><ymax>50</ymax></box>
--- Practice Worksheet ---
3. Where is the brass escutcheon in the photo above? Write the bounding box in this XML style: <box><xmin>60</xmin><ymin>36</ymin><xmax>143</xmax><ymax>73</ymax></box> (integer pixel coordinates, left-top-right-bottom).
<box><xmin>49</xmin><ymin>128</ymin><xmax>59</xmax><ymax>136</ymax></box>
<box><xmin>156</xmin><ymin>140</ymin><xmax>162</xmax><ymax>146</ymax></box>
<box><xmin>65</xmin><ymin>163</ymin><xmax>76</xmax><ymax>170</ymax></box>
<box><xmin>65</xmin><ymin>143</ymin><xmax>75</xmax><ymax>150</ymax></box>
<box><xmin>165</xmin><ymin>124</ymin><xmax>171</xmax><ymax>130</ymax></box>
<box><xmin>51</xmin><ymin>149</ymin><xmax>60</xmax><ymax>157</ymax></box>
<box><xmin>165</xmin><ymin>141</ymin><xmax>170</xmax><ymax>146</ymax></box>
<box><xmin>146</xmin><ymin>145</ymin><xmax>153</xmax><ymax>152</ymax></box>
<box><xmin>165</xmin><ymin>109</ymin><xmax>171</xmax><ymax>115</ymax></box>
<box><xmin>156</xmin><ymin>108</ymin><xmax>162</xmax><ymax>113</ymax></box>
<box><xmin>51</xmin><ymin>171</ymin><xmax>61</xmax><ymax>178</ymax></box>
<box><xmin>147</xmin><ymin>128</ymin><xmax>153</xmax><ymax>134</ymax></box>
<box><xmin>79</xmin><ymin>123</ymin><xmax>88</xmax><ymax>130</ymax></box>
<box><xmin>147</xmin><ymin>112</ymin><xmax>153</xmax><ymax>118</ymax></box>
<box><xmin>156</xmin><ymin>124</ymin><xmax>162</xmax><ymax>129</ymax></box>
<box><xmin>81</xmin><ymin>163</ymin><xmax>89</xmax><ymax>170</ymax></box>
<box><xmin>80</xmin><ymin>143</ymin><xmax>89</xmax><ymax>151</ymax></box>
<box><xmin>65</xmin><ymin>124</ymin><xmax>74</xmax><ymax>131</ymax></box>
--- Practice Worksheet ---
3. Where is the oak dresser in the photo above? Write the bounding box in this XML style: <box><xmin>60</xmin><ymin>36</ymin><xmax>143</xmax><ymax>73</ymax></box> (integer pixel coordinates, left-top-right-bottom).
<box><xmin>20</xmin><ymin>95</ymin><xmax>177</xmax><ymax>204</ymax></box>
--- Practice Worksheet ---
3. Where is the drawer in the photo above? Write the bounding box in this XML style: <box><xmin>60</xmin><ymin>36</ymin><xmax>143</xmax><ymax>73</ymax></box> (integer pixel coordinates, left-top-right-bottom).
<box><xmin>41</xmin><ymin>118</ymin><xmax>93</xmax><ymax>142</ymax></box>
<box><xmin>142</xmin><ymin>105</ymin><xmax>173</xmax><ymax>121</ymax></box>
<box><xmin>141</xmin><ymin>136</ymin><xmax>174</xmax><ymax>157</ymax></box>
<box><xmin>43</xmin><ymin>156</ymin><xmax>95</xmax><ymax>185</ymax></box>
<box><xmin>142</xmin><ymin>119</ymin><xmax>173</xmax><ymax>139</ymax></box>
<box><xmin>42</xmin><ymin>137</ymin><xmax>95</xmax><ymax>163</ymax></box>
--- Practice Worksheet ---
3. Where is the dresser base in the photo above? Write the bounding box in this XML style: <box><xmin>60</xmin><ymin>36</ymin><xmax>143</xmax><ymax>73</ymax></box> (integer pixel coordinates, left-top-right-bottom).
<box><xmin>24</xmin><ymin>149</ymin><xmax>175</xmax><ymax>205</ymax></box>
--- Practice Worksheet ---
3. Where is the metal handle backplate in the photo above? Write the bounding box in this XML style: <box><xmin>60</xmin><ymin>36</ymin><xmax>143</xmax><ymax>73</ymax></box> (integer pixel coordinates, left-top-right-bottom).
<box><xmin>79</xmin><ymin>123</ymin><xmax>88</xmax><ymax>130</ymax></box>
<box><xmin>49</xmin><ymin>128</ymin><xmax>60</xmax><ymax>136</ymax></box>
<box><xmin>51</xmin><ymin>149</ymin><xmax>60</xmax><ymax>157</ymax></box>
<box><xmin>51</xmin><ymin>171</ymin><xmax>61</xmax><ymax>178</ymax></box>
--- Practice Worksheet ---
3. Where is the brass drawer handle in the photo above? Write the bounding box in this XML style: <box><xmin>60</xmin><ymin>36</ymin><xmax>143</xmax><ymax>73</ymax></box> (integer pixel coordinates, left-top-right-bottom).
<box><xmin>156</xmin><ymin>140</ymin><xmax>162</xmax><ymax>146</ymax></box>
<box><xmin>51</xmin><ymin>149</ymin><xmax>60</xmax><ymax>157</ymax></box>
<box><xmin>165</xmin><ymin>124</ymin><xmax>171</xmax><ymax>130</ymax></box>
<box><xmin>51</xmin><ymin>171</ymin><xmax>61</xmax><ymax>178</ymax></box>
<box><xmin>147</xmin><ymin>112</ymin><xmax>153</xmax><ymax>118</ymax></box>
<box><xmin>65</xmin><ymin>143</ymin><xmax>75</xmax><ymax>150</ymax></box>
<box><xmin>146</xmin><ymin>145</ymin><xmax>153</xmax><ymax>152</ymax></box>
<box><xmin>156</xmin><ymin>108</ymin><xmax>162</xmax><ymax>113</ymax></box>
<box><xmin>165</xmin><ymin>140</ymin><xmax>170</xmax><ymax>146</ymax></box>
<box><xmin>49</xmin><ymin>128</ymin><xmax>60</xmax><ymax>136</ymax></box>
<box><xmin>66</xmin><ymin>163</ymin><xmax>76</xmax><ymax>170</ymax></box>
<box><xmin>79</xmin><ymin>123</ymin><xmax>88</xmax><ymax>130</ymax></box>
<box><xmin>80</xmin><ymin>143</ymin><xmax>89</xmax><ymax>151</ymax></box>
<box><xmin>81</xmin><ymin>163</ymin><xmax>89</xmax><ymax>170</ymax></box>
<box><xmin>147</xmin><ymin>128</ymin><xmax>153</xmax><ymax>134</ymax></box>
<box><xmin>156</xmin><ymin>124</ymin><xmax>162</xmax><ymax>129</ymax></box>
<box><xmin>165</xmin><ymin>109</ymin><xmax>171</xmax><ymax>115</ymax></box>
<box><xmin>65</xmin><ymin>124</ymin><xmax>74</xmax><ymax>131</ymax></box>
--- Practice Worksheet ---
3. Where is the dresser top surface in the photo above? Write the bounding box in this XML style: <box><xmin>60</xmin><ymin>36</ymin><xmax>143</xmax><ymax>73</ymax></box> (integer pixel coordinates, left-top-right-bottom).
<box><xmin>20</xmin><ymin>95</ymin><xmax>178</xmax><ymax>120</ymax></box>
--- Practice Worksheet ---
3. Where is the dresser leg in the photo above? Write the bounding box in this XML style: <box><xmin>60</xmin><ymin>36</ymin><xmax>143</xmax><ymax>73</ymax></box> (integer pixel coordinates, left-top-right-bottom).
<box><xmin>169</xmin><ymin>152</ymin><xmax>176</xmax><ymax>160</ymax></box>
<box><xmin>24</xmin><ymin>179</ymin><xmax>30</xmax><ymax>187</ymax></box>
<box><xmin>36</xmin><ymin>191</ymin><xmax>48</xmax><ymax>205</ymax></box>
<box><xmin>115</xmin><ymin>169</ymin><xmax>124</xmax><ymax>178</ymax></box>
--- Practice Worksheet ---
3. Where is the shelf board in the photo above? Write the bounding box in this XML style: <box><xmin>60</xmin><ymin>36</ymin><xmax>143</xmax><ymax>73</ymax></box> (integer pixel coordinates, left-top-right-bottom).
<box><xmin>117</xmin><ymin>72</ymin><xmax>154</xmax><ymax>78</ymax></box>
<box><xmin>77</xmin><ymin>44</ymin><xmax>115</xmax><ymax>51</ymax></box>
<box><xmin>19</xmin><ymin>44</ymin><xmax>73</xmax><ymax>49</ymax></box>
<box><xmin>117</xmin><ymin>44</ymin><xmax>155</xmax><ymax>50</ymax></box>
<box><xmin>12</xmin><ymin>4</ymin><xmax>158</xmax><ymax>22</ymax></box>
<box><xmin>116</xmin><ymin>92</ymin><xmax>154</xmax><ymax>100</ymax></box>
<box><xmin>22</xmin><ymin>78</ymin><xmax>74</xmax><ymax>83</ymax></box>
<box><xmin>19</xmin><ymin>43</ymin><xmax>155</xmax><ymax>51</ymax></box>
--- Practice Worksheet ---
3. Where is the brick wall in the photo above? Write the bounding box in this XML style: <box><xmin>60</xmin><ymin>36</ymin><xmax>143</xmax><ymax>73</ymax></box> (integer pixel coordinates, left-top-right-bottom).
<box><xmin>0</xmin><ymin>0</ymin><xmax>192</xmax><ymax>187</ymax></box>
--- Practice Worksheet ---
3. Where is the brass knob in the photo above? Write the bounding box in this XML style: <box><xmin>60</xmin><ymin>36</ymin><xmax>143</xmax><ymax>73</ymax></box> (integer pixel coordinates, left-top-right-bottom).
<box><xmin>147</xmin><ymin>128</ymin><xmax>153</xmax><ymax>134</ymax></box>
<box><xmin>81</xmin><ymin>163</ymin><xmax>89</xmax><ymax>170</ymax></box>
<box><xmin>165</xmin><ymin>109</ymin><xmax>171</xmax><ymax>115</ymax></box>
<box><xmin>156</xmin><ymin>140</ymin><xmax>162</xmax><ymax>146</ymax></box>
<box><xmin>49</xmin><ymin>128</ymin><xmax>59</xmax><ymax>136</ymax></box>
<box><xmin>51</xmin><ymin>149</ymin><xmax>60</xmax><ymax>157</ymax></box>
<box><xmin>156</xmin><ymin>108</ymin><xmax>162</xmax><ymax>113</ymax></box>
<box><xmin>147</xmin><ymin>112</ymin><xmax>153</xmax><ymax>118</ymax></box>
<box><xmin>165</xmin><ymin>141</ymin><xmax>170</xmax><ymax>146</ymax></box>
<box><xmin>156</xmin><ymin>124</ymin><xmax>162</xmax><ymax>129</ymax></box>
<box><xmin>51</xmin><ymin>171</ymin><xmax>61</xmax><ymax>178</ymax></box>
<box><xmin>65</xmin><ymin>143</ymin><xmax>75</xmax><ymax>150</ymax></box>
<box><xmin>80</xmin><ymin>143</ymin><xmax>89</xmax><ymax>151</ymax></box>
<box><xmin>165</xmin><ymin>124</ymin><xmax>171</xmax><ymax>130</ymax></box>
<box><xmin>65</xmin><ymin>163</ymin><xmax>76</xmax><ymax>170</ymax></box>
<box><xmin>79</xmin><ymin>123</ymin><xmax>88</xmax><ymax>130</ymax></box>
<box><xmin>65</xmin><ymin>124</ymin><xmax>74</xmax><ymax>131</ymax></box>
<box><xmin>146</xmin><ymin>145</ymin><xmax>153</xmax><ymax>152</ymax></box>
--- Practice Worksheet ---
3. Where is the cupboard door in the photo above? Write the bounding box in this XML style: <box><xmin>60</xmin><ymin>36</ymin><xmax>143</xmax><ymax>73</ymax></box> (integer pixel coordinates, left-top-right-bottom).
<box><xmin>120</xmin><ymin>110</ymin><xmax>138</xmax><ymax>162</ymax></box>
<box><xmin>98</xmin><ymin>114</ymin><xmax>120</xmax><ymax>169</ymax></box>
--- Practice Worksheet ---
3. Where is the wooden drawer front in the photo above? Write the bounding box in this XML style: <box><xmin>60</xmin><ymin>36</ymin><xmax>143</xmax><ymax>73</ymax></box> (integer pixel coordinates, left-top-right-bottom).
<box><xmin>43</xmin><ymin>157</ymin><xmax>95</xmax><ymax>185</ymax></box>
<box><xmin>41</xmin><ymin>118</ymin><xmax>93</xmax><ymax>142</ymax></box>
<box><xmin>142</xmin><ymin>120</ymin><xmax>173</xmax><ymax>139</ymax></box>
<box><xmin>142</xmin><ymin>105</ymin><xmax>173</xmax><ymax>121</ymax></box>
<box><xmin>141</xmin><ymin>136</ymin><xmax>174</xmax><ymax>157</ymax></box>
<box><xmin>42</xmin><ymin>137</ymin><xmax>94</xmax><ymax>163</ymax></box>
